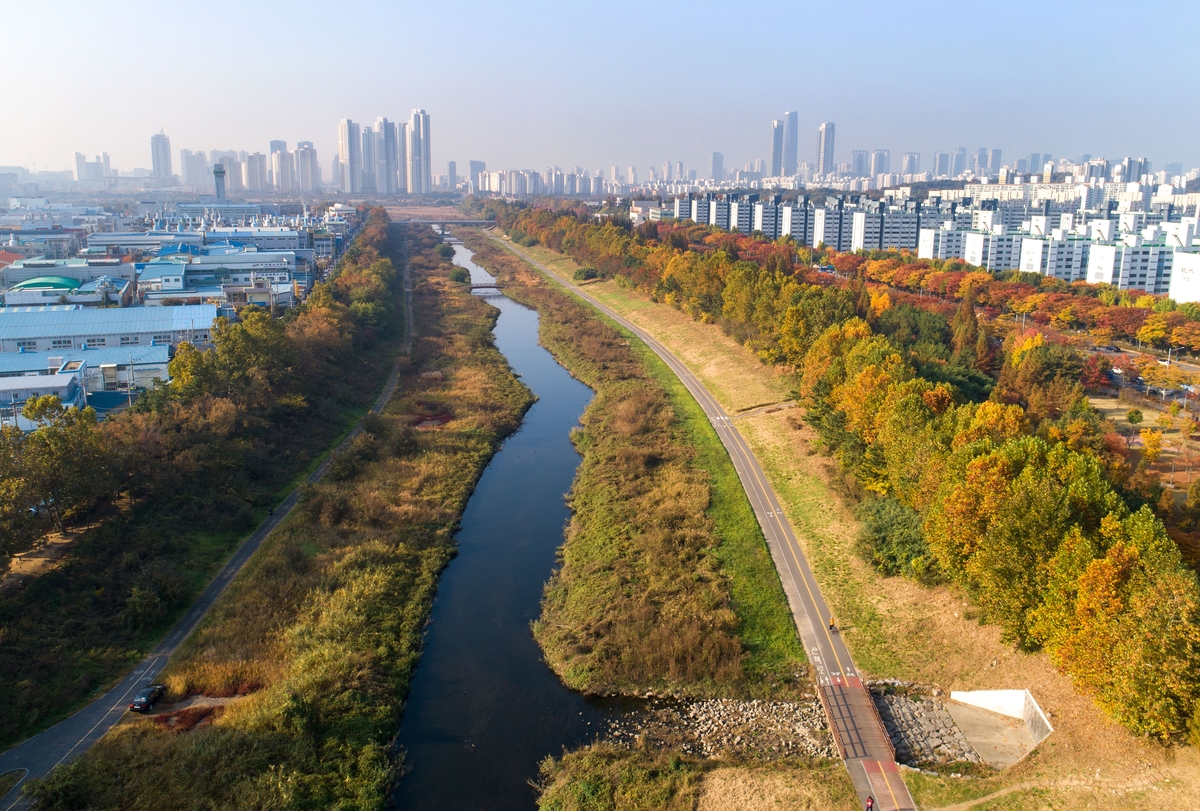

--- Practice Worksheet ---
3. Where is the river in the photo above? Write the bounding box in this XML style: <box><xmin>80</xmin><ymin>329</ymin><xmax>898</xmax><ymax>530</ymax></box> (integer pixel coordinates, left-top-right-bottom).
<box><xmin>392</xmin><ymin>239</ymin><xmax>608</xmax><ymax>810</ymax></box>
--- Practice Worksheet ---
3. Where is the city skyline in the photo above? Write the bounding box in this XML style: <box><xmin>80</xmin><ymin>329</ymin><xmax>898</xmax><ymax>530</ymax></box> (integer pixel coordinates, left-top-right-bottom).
<box><xmin>3</xmin><ymin>0</ymin><xmax>1199</xmax><ymax>176</ymax></box>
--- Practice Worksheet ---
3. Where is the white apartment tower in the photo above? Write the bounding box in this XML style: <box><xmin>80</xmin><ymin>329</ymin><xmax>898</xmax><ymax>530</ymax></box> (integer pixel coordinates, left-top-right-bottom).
<box><xmin>771</xmin><ymin>120</ymin><xmax>784</xmax><ymax>177</ymax></box>
<box><xmin>408</xmin><ymin>109</ymin><xmax>431</xmax><ymax>194</ymax></box>
<box><xmin>782</xmin><ymin>111</ymin><xmax>799</xmax><ymax>176</ymax></box>
<box><xmin>816</xmin><ymin>122</ymin><xmax>835</xmax><ymax>178</ymax></box>
<box><xmin>375</xmin><ymin>118</ymin><xmax>399</xmax><ymax>195</ymax></box>
<box><xmin>338</xmin><ymin>119</ymin><xmax>362</xmax><ymax>194</ymax></box>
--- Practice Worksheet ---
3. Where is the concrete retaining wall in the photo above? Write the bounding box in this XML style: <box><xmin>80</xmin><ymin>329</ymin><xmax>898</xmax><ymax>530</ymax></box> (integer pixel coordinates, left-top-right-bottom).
<box><xmin>950</xmin><ymin>689</ymin><xmax>1053</xmax><ymax>745</ymax></box>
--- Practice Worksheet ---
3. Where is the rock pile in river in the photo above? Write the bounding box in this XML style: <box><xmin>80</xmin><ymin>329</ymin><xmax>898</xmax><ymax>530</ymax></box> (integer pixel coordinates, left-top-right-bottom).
<box><xmin>605</xmin><ymin>698</ymin><xmax>836</xmax><ymax>760</ymax></box>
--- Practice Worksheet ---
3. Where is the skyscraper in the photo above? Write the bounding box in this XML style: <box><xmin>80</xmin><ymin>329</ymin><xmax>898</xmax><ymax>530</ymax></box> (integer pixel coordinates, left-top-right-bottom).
<box><xmin>375</xmin><ymin>118</ymin><xmax>399</xmax><ymax>195</ymax></box>
<box><xmin>850</xmin><ymin>150</ymin><xmax>869</xmax><ymax>176</ymax></box>
<box><xmin>711</xmin><ymin>152</ymin><xmax>724</xmax><ymax>181</ymax></box>
<box><xmin>295</xmin><ymin>142</ymin><xmax>319</xmax><ymax>192</ymax></box>
<box><xmin>338</xmin><ymin>119</ymin><xmax>362</xmax><ymax>193</ymax></box>
<box><xmin>150</xmin><ymin>131</ymin><xmax>172</xmax><ymax>180</ymax></box>
<box><xmin>782</xmin><ymin>111</ymin><xmax>799</xmax><ymax>176</ymax></box>
<box><xmin>397</xmin><ymin>123</ymin><xmax>409</xmax><ymax>193</ymax></box>
<box><xmin>902</xmin><ymin>152</ymin><xmax>920</xmax><ymax>174</ymax></box>
<box><xmin>448</xmin><ymin>161</ymin><xmax>457</xmax><ymax>190</ymax></box>
<box><xmin>408</xmin><ymin>109</ymin><xmax>431</xmax><ymax>195</ymax></box>
<box><xmin>770</xmin><ymin>120</ymin><xmax>784</xmax><ymax>177</ymax></box>
<box><xmin>469</xmin><ymin>160</ymin><xmax>486</xmax><ymax>189</ymax></box>
<box><xmin>816</xmin><ymin>122</ymin><xmax>835</xmax><ymax>177</ymax></box>
<box><xmin>987</xmin><ymin>149</ymin><xmax>1003</xmax><ymax>173</ymax></box>
<box><xmin>952</xmin><ymin>147</ymin><xmax>967</xmax><ymax>176</ymax></box>
<box><xmin>243</xmin><ymin>153</ymin><xmax>267</xmax><ymax>191</ymax></box>
<box><xmin>360</xmin><ymin>128</ymin><xmax>377</xmax><ymax>193</ymax></box>
<box><xmin>870</xmin><ymin>150</ymin><xmax>890</xmax><ymax>176</ymax></box>
<box><xmin>933</xmin><ymin>152</ymin><xmax>950</xmax><ymax>176</ymax></box>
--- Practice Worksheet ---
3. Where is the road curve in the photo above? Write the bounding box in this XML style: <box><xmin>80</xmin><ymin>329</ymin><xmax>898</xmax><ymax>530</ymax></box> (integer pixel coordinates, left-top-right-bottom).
<box><xmin>492</xmin><ymin>234</ymin><xmax>917</xmax><ymax>811</ymax></box>
<box><xmin>0</xmin><ymin>228</ymin><xmax>414</xmax><ymax>811</ymax></box>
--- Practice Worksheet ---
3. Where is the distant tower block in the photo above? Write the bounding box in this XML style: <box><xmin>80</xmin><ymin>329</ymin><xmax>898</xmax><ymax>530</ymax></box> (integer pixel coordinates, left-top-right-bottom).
<box><xmin>213</xmin><ymin>163</ymin><xmax>227</xmax><ymax>200</ymax></box>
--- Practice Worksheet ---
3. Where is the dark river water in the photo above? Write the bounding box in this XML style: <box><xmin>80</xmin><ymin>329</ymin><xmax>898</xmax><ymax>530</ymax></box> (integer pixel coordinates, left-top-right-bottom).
<box><xmin>392</xmin><ymin>240</ymin><xmax>608</xmax><ymax>810</ymax></box>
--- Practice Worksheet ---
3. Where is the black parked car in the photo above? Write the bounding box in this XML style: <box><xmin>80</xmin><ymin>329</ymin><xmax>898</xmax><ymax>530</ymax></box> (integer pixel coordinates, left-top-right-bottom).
<box><xmin>128</xmin><ymin>684</ymin><xmax>166</xmax><ymax>712</ymax></box>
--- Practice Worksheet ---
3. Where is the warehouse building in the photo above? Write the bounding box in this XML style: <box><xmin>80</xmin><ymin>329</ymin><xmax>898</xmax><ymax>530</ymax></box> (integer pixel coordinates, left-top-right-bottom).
<box><xmin>0</xmin><ymin>304</ymin><xmax>217</xmax><ymax>353</ymax></box>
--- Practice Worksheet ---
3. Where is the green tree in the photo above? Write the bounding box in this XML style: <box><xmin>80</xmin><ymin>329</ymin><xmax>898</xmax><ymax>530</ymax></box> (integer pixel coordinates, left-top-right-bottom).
<box><xmin>21</xmin><ymin>396</ymin><xmax>113</xmax><ymax>533</ymax></box>
<box><xmin>1127</xmin><ymin>408</ymin><xmax>1143</xmax><ymax>426</ymax></box>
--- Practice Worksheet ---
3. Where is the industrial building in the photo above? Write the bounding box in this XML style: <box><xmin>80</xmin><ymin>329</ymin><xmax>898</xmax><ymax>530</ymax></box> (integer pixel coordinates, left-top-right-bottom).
<box><xmin>0</xmin><ymin>304</ymin><xmax>217</xmax><ymax>353</ymax></box>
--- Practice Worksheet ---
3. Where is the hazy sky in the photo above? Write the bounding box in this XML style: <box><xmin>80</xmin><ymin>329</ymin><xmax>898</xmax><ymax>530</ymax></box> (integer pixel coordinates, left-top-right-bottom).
<box><xmin>5</xmin><ymin>0</ymin><xmax>1200</xmax><ymax>177</ymax></box>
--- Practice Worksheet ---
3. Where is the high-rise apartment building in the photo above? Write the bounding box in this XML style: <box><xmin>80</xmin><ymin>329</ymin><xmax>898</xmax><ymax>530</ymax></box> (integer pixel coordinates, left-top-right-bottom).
<box><xmin>711</xmin><ymin>152</ymin><xmax>724</xmax><ymax>181</ymax></box>
<box><xmin>850</xmin><ymin>150</ymin><xmax>869</xmax><ymax>176</ymax></box>
<box><xmin>770</xmin><ymin>120</ymin><xmax>784</xmax><ymax>177</ymax></box>
<box><xmin>150</xmin><ymin>132</ymin><xmax>172</xmax><ymax>179</ymax></box>
<box><xmin>408</xmin><ymin>109</ymin><xmax>432</xmax><ymax>194</ymax></box>
<box><xmin>816</xmin><ymin>122</ymin><xmax>835</xmax><ymax>177</ymax></box>
<box><xmin>73</xmin><ymin>152</ymin><xmax>110</xmax><ymax>181</ymax></box>
<box><xmin>295</xmin><ymin>142</ymin><xmax>319</xmax><ymax>192</ymax></box>
<box><xmin>932</xmin><ymin>152</ymin><xmax>949</xmax><ymax>177</ymax></box>
<box><xmin>243</xmin><ymin>153</ymin><xmax>267</xmax><ymax>191</ymax></box>
<box><xmin>782</xmin><ymin>111</ymin><xmax>799</xmax><ymax>176</ymax></box>
<box><xmin>952</xmin><ymin>147</ymin><xmax>967</xmax><ymax>176</ymax></box>
<box><xmin>375</xmin><ymin>118</ymin><xmax>399</xmax><ymax>194</ymax></box>
<box><xmin>448</xmin><ymin>161</ymin><xmax>457</xmax><ymax>190</ymax></box>
<box><xmin>269</xmin><ymin>140</ymin><xmax>287</xmax><ymax>155</ymax></box>
<box><xmin>987</xmin><ymin>149</ymin><xmax>1003</xmax><ymax>173</ymax></box>
<box><xmin>902</xmin><ymin>152</ymin><xmax>920</xmax><ymax>174</ymax></box>
<box><xmin>870</xmin><ymin>149</ymin><xmax>890</xmax><ymax>177</ymax></box>
<box><xmin>338</xmin><ymin>119</ymin><xmax>362</xmax><ymax>193</ymax></box>
<box><xmin>180</xmin><ymin>149</ymin><xmax>209</xmax><ymax>188</ymax></box>
<box><xmin>396</xmin><ymin>123</ymin><xmax>409</xmax><ymax>193</ymax></box>
<box><xmin>469</xmin><ymin>160</ymin><xmax>486</xmax><ymax>189</ymax></box>
<box><xmin>272</xmin><ymin>150</ymin><xmax>295</xmax><ymax>191</ymax></box>
<box><xmin>360</xmin><ymin>128</ymin><xmax>377</xmax><ymax>193</ymax></box>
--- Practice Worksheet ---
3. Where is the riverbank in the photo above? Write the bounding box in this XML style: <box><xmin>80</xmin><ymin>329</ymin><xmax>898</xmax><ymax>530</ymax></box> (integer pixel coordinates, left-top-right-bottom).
<box><xmin>490</xmin><ymin>235</ymin><xmax>1200</xmax><ymax>811</ymax></box>
<box><xmin>456</xmin><ymin>230</ymin><xmax>861</xmax><ymax>808</ymax></box>
<box><xmin>459</xmin><ymin>229</ymin><xmax>806</xmax><ymax>699</ymax></box>
<box><xmin>24</xmin><ymin>225</ymin><xmax>534</xmax><ymax>809</ymax></box>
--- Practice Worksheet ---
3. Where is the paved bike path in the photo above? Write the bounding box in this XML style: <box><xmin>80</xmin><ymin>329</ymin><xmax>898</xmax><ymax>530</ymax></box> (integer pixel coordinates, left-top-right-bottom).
<box><xmin>493</xmin><ymin>235</ymin><xmax>917</xmax><ymax>811</ymax></box>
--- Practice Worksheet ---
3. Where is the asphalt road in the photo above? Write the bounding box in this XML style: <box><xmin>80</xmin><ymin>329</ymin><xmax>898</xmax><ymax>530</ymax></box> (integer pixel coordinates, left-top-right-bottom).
<box><xmin>494</xmin><ymin>235</ymin><xmax>918</xmax><ymax>811</ymax></box>
<box><xmin>0</xmin><ymin>231</ymin><xmax>414</xmax><ymax>811</ymax></box>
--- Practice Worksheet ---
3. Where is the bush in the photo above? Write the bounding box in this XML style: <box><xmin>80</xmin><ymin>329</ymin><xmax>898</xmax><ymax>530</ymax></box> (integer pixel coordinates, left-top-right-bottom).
<box><xmin>449</xmin><ymin>267</ymin><xmax>470</xmax><ymax>283</ymax></box>
<box><xmin>855</xmin><ymin>497</ymin><xmax>933</xmax><ymax>582</ymax></box>
<box><xmin>436</xmin><ymin>243</ymin><xmax>454</xmax><ymax>259</ymax></box>
<box><xmin>572</xmin><ymin>267</ymin><xmax>599</xmax><ymax>282</ymax></box>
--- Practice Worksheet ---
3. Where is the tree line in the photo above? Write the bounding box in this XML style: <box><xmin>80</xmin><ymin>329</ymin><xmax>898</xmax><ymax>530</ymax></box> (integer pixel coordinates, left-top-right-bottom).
<box><xmin>0</xmin><ymin>207</ymin><xmax>402</xmax><ymax>749</ymax></box>
<box><xmin>474</xmin><ymin>198</ymin><xmax>1200</xmax><ymax>740</ymax></box>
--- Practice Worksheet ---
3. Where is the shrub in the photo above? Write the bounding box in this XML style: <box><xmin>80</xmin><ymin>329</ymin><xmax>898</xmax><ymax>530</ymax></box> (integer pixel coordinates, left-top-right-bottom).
<box><xmin>449</xmin><ymin>266</ymin><xmax>470</xmax><ymax>283</ymax></box>
<box><xmin>572</xmin><ymin>267</ymin><xmax>599</xmax><ymax>282</ymax></box>
<box><xmin>855</xmin><ymin>497</ymin><xmax>933</xmax><ymax>582</ymax></box>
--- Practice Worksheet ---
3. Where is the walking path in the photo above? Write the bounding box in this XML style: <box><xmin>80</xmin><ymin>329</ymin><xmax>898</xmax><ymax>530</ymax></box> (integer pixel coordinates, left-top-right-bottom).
<box><xmin>0</xmin><ymin>230</ymin><xmax>414</xmax><ymax>811</ymax></box>
<box><xmin>493</xmin><ymin>234</ymin><xmax>917</xmax><ymax>811</ymax></box>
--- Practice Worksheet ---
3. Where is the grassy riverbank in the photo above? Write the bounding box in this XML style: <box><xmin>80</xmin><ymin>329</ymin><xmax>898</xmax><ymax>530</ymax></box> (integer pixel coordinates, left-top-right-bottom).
<box><xmin>0</xmin><ymin>215</ymin><xmax>407</xmax><ymax>753</ymax></box>
<box><xmin>497</xmin><ymin>236</ymin><xmax>1200</xmax><ymax>811</ymax></box>
<box><xmin>26</xmin><ymin>226</ymin><xmax>533</xmax><ymax>810</ymax></box>
<box><xmin>460</xmin><ymin>230</ymin><xmax>805</xmax><ymax>698</ymax></box>
<box><xmin>537</xmin><ymin>745</ymin><xmax>856</xmax><ymax>811</ymax></box>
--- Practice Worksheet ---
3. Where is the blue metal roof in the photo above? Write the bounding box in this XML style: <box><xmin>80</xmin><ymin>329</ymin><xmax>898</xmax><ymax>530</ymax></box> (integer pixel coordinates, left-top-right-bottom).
<box><xmin>0</xmin><ymin>344</ymin><xmax>170</xmax><ymax>374</ymax></box>
<box><xmin>0</xmin><ymin>304</ymin><xmax>217</xmax><ymax>341</ymax></box>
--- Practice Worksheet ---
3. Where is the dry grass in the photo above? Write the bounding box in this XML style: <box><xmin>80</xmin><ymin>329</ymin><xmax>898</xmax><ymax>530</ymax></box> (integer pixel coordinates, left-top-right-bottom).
<box><xmin>25</xmin><ymin>226</ymin><xmax>535</xmax><ymax>811</ymax></box>
<box><xmin>461</xmin><ymin>230</ymin><xmax>804</xmax><ymax>696</ymax></box>
<box><xmin>698</xmin><ymin>763</ymin><xmax>857</xmax><ymax>811</ymax></box>
<box><xmin>511</xmin><ymin>237</ymin><xmax>1200</xmax><ymax>810</ymax></box>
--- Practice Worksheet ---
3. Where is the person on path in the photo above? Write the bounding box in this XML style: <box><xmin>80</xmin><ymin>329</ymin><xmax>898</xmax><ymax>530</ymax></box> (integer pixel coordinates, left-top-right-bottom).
<box><xmin>866</xmin><ymin>796</ymin><xmax>875</xmax><ymax>810</ymax></box>
<box><xmin>828</xmin><ymin>616</ymin><xmax>836</xmax><ymax>634</ymax></box>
